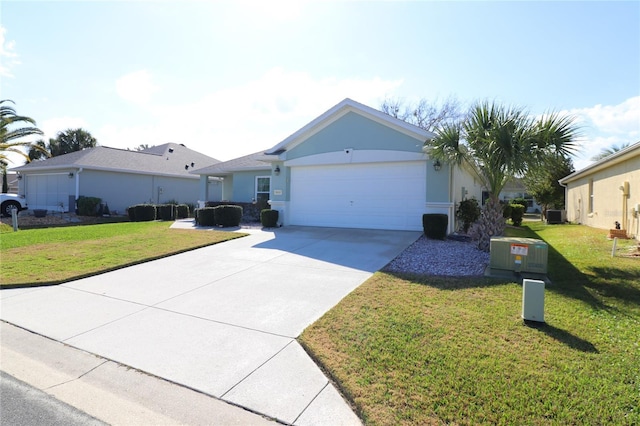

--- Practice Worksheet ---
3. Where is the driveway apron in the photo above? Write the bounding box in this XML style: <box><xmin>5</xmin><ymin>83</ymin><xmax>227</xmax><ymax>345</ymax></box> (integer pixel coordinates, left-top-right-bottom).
<box><xmin>0</xmin><ymin>225</ymin><xmax>420</xmax><ymax>425</ymax></box>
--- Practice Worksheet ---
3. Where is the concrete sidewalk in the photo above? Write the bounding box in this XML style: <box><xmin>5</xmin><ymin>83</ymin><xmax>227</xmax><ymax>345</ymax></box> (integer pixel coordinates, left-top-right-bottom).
<box><xmin>0</xmin><ymin>224</ymin><xmax>420</xmax><ymax>425</ymax></box>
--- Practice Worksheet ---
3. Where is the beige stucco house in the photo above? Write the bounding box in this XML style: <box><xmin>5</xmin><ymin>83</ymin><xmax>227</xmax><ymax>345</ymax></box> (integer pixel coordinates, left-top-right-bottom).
<box><xmin>559</xmin><ymin>141</ymin><xmax>640</xmax><ymax>240</ymax></box>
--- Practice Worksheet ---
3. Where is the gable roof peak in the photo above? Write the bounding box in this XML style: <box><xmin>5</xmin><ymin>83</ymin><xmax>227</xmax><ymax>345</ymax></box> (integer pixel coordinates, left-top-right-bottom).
<box><xmin>265</xmin><ymin>98</ymin><xmax>434</xmax><ymax>155</ymax></box>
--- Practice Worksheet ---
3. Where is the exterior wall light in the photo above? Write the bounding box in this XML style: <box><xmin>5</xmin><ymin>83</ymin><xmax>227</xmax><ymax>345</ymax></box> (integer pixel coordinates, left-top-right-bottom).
<box><xmin>68</xmin><ymin>172</ymin><xmax>74</xmax><ymax>178</ymax></box>
<box><xmin>433</xmin><ymin>160</ymin><xmax>442</xmax><ymax>171</ymax></box>
<box><xmin>17</xmin><ymin>174</ymin><xmax>22</xmax><ymax>180</ymax></box>
<box><xmin>274</xmin><ymin>165</ymin><xmax>281</xmax><ymax>175</ymax></box>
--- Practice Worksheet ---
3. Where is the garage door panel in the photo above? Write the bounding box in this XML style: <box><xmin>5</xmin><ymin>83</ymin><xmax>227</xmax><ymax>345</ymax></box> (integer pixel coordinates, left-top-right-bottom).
<box><xmin>289</xmin><ymin>162</ymin><xmax>426</xmax><ymax>231</ymax></box>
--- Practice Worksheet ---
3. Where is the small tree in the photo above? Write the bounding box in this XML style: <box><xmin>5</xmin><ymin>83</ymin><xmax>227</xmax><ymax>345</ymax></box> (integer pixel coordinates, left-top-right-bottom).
<box><xmin>456</xmin><ymin>198</ymin><xmax>481</xmax><ymax>233</ymax></box>
<box><xmin>380</xmin><ymin>96</ymin><xmax>464</xmax><ymax>132</ymax></box>
<box><xmin>523</xmin><ymin>155</ymin><xmax>574</xmax><ymax>217</ymax></box>
<box><xmin>428</xmin><ymin>101</ymin><xmax>580</xmax><ymax>251</ymax></box>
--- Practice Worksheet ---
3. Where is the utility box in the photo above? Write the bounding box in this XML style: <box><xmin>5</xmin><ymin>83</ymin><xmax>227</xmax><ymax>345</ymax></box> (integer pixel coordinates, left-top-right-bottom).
<box><xmin>522</xmin><ymin>279</ymin><xmax>545</xmax><ymax>322</ymax></box>
<box><xmin>490</xmin><ymin>237</ymin><xmax>548</xmax><ymax>274</ymax></box>
<box><xmin>546</xmin><ymin>209</ymin><xmax>566</xmax><ymax>224</ymax></box>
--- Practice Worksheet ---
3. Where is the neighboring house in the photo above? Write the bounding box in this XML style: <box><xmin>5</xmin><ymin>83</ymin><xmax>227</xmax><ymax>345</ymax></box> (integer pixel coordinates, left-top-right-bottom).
<box><xmin>194</xmin><ymin>98</ymin><xmax>483</xmax><ymax>232</ymax></box>
<box><xmin>191</xmin><ymin>151</ymin><xmax>272</xmax><ymax>205</ymax></box>
<box><xmin>499</xmin><ymin>178</ymin><xmax>542</xmax><ymax>213</ymax></box>
<box><xmin>559</xmin><ymin>141</ymin><xmax>640</xmax><ymax>240</ymax></box>
<box><xmin>11</xmin><ymin>143</ymin><xmax>222</xmax><ymax>214</ymax></box>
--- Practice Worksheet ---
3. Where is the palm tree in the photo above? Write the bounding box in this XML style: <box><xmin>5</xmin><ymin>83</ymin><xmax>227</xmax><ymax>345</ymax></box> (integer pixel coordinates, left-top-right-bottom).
<box><xmin>590</xmin><ymin>142</ymin><xmax>631</xmax><ymax>162</ymax></box>
<box><xmin>428</xmin><ymin>101</ymin><xmax>580</xmax><ymax>251</ymax></box>
<box><xmin>29</xmin><ymin>129</ymin><xmax>98</xmax><ymax>159</ymax></box>
<box><xmin>0</xmin><ymin>99</ymin><xmax>47</xmax><ymax>165</ymax></box>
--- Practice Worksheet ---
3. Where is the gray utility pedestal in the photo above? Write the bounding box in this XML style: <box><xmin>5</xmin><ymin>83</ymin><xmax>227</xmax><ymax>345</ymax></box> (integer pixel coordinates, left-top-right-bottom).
<box><xmin>522</xmin><ymin>279</ymin><xmax>545</xmax><ymax>322</ymax></box>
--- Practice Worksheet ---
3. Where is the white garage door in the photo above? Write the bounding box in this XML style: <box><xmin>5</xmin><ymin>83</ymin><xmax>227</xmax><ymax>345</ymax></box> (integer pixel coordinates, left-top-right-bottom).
<box><xmin>289</xmin><ymin>161</ymin><xmax>426</xmax><ymax>231</ymax></box>
<box><xmin>25</xmin><ymin>174</ymin><xmax>71</xmax><ymax>211</ymax></box>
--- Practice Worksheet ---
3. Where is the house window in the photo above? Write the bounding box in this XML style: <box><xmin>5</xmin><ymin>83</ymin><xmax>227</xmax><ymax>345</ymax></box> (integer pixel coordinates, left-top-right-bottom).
<box><xmin>588</xmin><ymin>179</ymin><xmax>594</xmax><ymax>213</ymax></box>
<box><xmin>255</xmin><ymin>176</ymin><xmax>270</xmax><ymax>208</ymax></box>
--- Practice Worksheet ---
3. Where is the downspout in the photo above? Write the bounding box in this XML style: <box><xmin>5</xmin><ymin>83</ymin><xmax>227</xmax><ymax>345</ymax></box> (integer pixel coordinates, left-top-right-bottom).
<box><xmin>559</xmin><ymin>179</ymin><xmax>568</xmax><ymax>223</ymax></box>
<box><xmin>75</xmin><ymin>168</ymin><xmax>83</xmax><ymax>200</ymax></box>
<box><xmin>74</xmin><ymin>168</ymin><xmax>83</xmax><ymax>213</ymax></box>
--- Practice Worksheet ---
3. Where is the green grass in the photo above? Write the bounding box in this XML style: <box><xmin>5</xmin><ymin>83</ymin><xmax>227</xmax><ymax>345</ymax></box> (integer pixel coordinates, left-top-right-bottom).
<box><xmin>300</xmin><ymin>223</ymin><xmax>640</xmax><ymax>425</ymax></box>
<box><xmin>0</xmin><ymin>222</ymin><xmax>245</xmax><ymax>287</ymax></box>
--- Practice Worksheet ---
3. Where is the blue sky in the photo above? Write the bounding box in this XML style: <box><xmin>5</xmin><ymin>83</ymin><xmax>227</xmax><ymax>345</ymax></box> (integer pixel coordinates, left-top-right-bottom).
<box><xmin>1</xmin><ymin>1</ymin><xmax>639</xmax><ymax>170</ymax></box>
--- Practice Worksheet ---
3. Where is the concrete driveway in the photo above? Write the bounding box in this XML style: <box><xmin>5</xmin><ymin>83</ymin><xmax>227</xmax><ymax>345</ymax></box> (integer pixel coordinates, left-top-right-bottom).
<box><xmin>0</xmin><ymin>225</ymin><xmax>420</xmax><ymax>425</ymax></box>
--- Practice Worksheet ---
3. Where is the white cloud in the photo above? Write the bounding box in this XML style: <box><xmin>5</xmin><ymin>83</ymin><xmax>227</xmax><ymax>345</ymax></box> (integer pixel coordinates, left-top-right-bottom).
<box><xmin>99</xmin><ymin>68</ymin><xmax>403</xmax><ymax>160</ymax></box>
<box><xmin>0</xmin><ymin>26</ymin><xmax>20</xmax><ymax>78</ymax></box>
<box><xmin>115</xmin><ymin>70</ymin><xmax>159</xmax><ymax>104</ymax></box>
<box><xmin>564</xmin><ymin>96</ymin><xmax>640</xmax><ymax>170</ymax></box>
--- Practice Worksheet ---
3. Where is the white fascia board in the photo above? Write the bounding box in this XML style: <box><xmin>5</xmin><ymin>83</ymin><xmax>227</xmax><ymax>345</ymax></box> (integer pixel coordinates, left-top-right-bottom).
<box><xmin>284</xmin><ymin>150</ymin><xmax>427</xmax><ymax>167</ymax></box>
<box><xmin>18</xmin><ymin>165</ymin><xmax>200</xmax><ymax>180</ymax></box>
<box><xmin>266</xmin><ymin>98</ymin><xmax>434</xmax><ymax>156</ymax></box>
<box><xmin>560</xmin><ymin>141</ymin><xmax>640</xmax><ymax>184</ymax></box>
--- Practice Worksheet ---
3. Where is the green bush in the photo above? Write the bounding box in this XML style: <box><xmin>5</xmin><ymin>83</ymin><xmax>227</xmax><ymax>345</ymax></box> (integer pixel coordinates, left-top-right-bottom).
<box><xmin>511</xmin><ymin>197</ymin><xmax>528</xmax><ymax>213</ymax></box>
<box><xmin>156</xmin><ymin>204</ymin><xmax>175</xmax><ymax>221</ymax></box>
<box><xmin>195</xmin><ymin>207</ymin><xmax>216</xmax><ymax>226</ymax></box>
<box><xmin>214</xmin><ymin>205</ymin><xmax>243</xmax><ymax>227</ymax></box>
<box><xmin>76</xmin><ymin>196</ymin><xmax>102</xmax><ymax>216</ymax></box>
<box><xmin>176</xmin><ymin>204</ymin><xmax>190</xmax><ymax>219</ymax></box>
<box><xmin>456</xmin><ymin>198</ymin><xmax>481</xmax><ymax>233</ymax></box>
<box><xmin>132</xmin><ymin>204</ymin><xmax>156</xmax><ymax>222</ymax></box>
<box><xmin>422</xmin><ymin>213</ymin><xmax>448</xmax><ymax>240</ymax></box>
<box><xmin>502</xmin><ymin>202</ymin><xmax>512</xmax><ymax>219</ymax></box>
<box><xmin>510</xmin><ymin>203</ymin><xmax>526</xmax><ymax>226</ymax></box>
<box><xmin>260</xmin><ymin>209</ymin><xmax>279</xmax><ymax>227</ymax></box>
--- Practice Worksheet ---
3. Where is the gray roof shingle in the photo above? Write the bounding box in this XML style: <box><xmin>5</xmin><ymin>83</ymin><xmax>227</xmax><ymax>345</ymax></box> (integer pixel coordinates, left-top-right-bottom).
<box><xmin>191</xmin><ymin>151</ymin><xmax>270</xmax><ymax>176</ymax></box>
<box><xmin>12</xmin><ymin>143</ymin><xmax>220</xmax><ymax>178</ymax></box>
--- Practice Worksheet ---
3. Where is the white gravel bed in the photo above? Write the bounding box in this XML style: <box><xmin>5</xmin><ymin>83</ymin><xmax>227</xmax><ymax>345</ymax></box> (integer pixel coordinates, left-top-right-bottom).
<box><xmin>384</xmin><ymin>235</ymin><xmax>490</xmax><ymax>276</ymax></box>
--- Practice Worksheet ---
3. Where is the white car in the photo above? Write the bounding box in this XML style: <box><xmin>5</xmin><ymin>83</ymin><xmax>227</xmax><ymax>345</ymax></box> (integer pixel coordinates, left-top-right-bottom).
<box><xmin>0</xmin><ymin>193</ymin><xmax>28</xmax><ymax>217</ymax></box>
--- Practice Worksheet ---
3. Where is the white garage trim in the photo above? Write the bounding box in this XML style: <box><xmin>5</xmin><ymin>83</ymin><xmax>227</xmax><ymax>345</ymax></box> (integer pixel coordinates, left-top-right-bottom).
<box><xmin>289</xmin><ymin>161</ymin><xmax>427</xmax><ymax>231</ymax></box>
<box><xmin>284</xmin><ymin>150</ymin><xmax>427</xmax><ymax>167</ymax></box>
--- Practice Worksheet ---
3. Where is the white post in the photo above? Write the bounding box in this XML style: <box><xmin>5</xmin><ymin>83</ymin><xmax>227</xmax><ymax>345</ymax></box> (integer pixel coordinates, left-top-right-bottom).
<box><xmin>11</xmin><ymin>207</ymin><xmax>18</xmax><ymax>231</ymax></box>
<box><xmin>611</xmin><ymin>237</ymin><xmax>618</xmax><ymax>258</ymax></box>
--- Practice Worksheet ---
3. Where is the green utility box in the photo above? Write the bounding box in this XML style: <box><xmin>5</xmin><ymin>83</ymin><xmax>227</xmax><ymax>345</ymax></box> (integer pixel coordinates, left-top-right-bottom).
<box><xmin>489</xmin><ymin>237</ymin><xmax>548</xmax><ymax>274</ymax></box>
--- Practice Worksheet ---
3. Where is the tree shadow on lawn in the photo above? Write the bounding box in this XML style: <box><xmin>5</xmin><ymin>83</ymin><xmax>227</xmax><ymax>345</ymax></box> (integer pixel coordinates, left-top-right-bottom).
<box><xmin>584</xmin><ymin>266</ymin><xmax>640</xmax><ymax>305</ymax></box>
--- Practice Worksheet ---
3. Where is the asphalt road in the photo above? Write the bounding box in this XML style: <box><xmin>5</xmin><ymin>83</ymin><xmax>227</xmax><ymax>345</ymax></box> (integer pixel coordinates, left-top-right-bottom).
<box><xmin>0</xmin><ymin>371</ymin><xmax>106</xmax><ymax>426</ymax></box>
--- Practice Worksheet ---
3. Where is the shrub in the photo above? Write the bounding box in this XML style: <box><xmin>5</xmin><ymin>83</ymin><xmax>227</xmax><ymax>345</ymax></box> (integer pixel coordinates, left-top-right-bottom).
<box><xmin>176</xmin><ymin>204</ymin><xmax>190</xmax><ymax>219</ymax></box>
<box><xmin>131</xmin><ymin>204</ymin><xmax>156</xmax><ymax>222</ymax></box>
<box><xmin>260</xmin><ymin>209</ymin><xmax>279</xmax><ymax>227</ymax></box>
<box><xmin>510</xmin><ymin>203</ymin><xmax>526</xmax><ymax>226</ymax></box>
<box><xmin>214</xmin><ymin>205</ymin><xmax>243</xmax><ymax>227</ymax></box>
<box><xmin>76</xmin><ymin>196</ymin><xmax>102</xmax><ymax>216</ymax></box>
<box><xmin>502</xmin><ymin>202</ymin><xmax>512</xmax><ymax>219</ymax></box>
<box><xmin>422</xmin><ymin>213</ymin><xmax>448</xmax><ymax>240</ymax></box>
<box><xmin>511</xmin><ymin>197</ymin><xmax>528</xmax><ymax>213</ymax></box>
<box><xmin>456</xmin><ymin>198</ymin><xmax>481</xmax><ymax>233</ymax></box>
<box><xmin>156</xmin><ymin>204</ymin><xmax>176</xmax><ymax>221</ymax></box>
<box><xmin>195</xmin><ymin>207</ymin><xmax>216</xmax><ymax>226</ymax></box>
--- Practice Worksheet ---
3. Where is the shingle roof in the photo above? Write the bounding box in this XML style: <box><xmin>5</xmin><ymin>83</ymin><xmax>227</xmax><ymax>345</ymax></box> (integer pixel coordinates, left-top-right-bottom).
<box><xmin>12</xmin><ymin>143</ymin><xmax>220</xmax><ymax>178</ymax></box>
<box><xmin>191</xmin><ymin>151</ymin><xmax>270</xmax><ymax>176</ymax></box>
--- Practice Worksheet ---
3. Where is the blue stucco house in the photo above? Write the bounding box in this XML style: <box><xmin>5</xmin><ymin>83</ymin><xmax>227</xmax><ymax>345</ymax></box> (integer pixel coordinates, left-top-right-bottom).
<box><xmin>193</xmin><ymin>98</ymin><xmax>483</xmax><ymax>232</ymax></box>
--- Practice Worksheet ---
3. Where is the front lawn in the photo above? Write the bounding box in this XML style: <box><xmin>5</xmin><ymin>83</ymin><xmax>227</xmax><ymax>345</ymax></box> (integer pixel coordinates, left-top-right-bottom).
<box><xmin>300</xmin><ymin>223</ymin><xmax>640</xmax><ymax>425</ymax></box>
<box><xmin>0</xmin><ymin>222</ymin><xmax>245</xmax><ymax>287</ymax></box>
